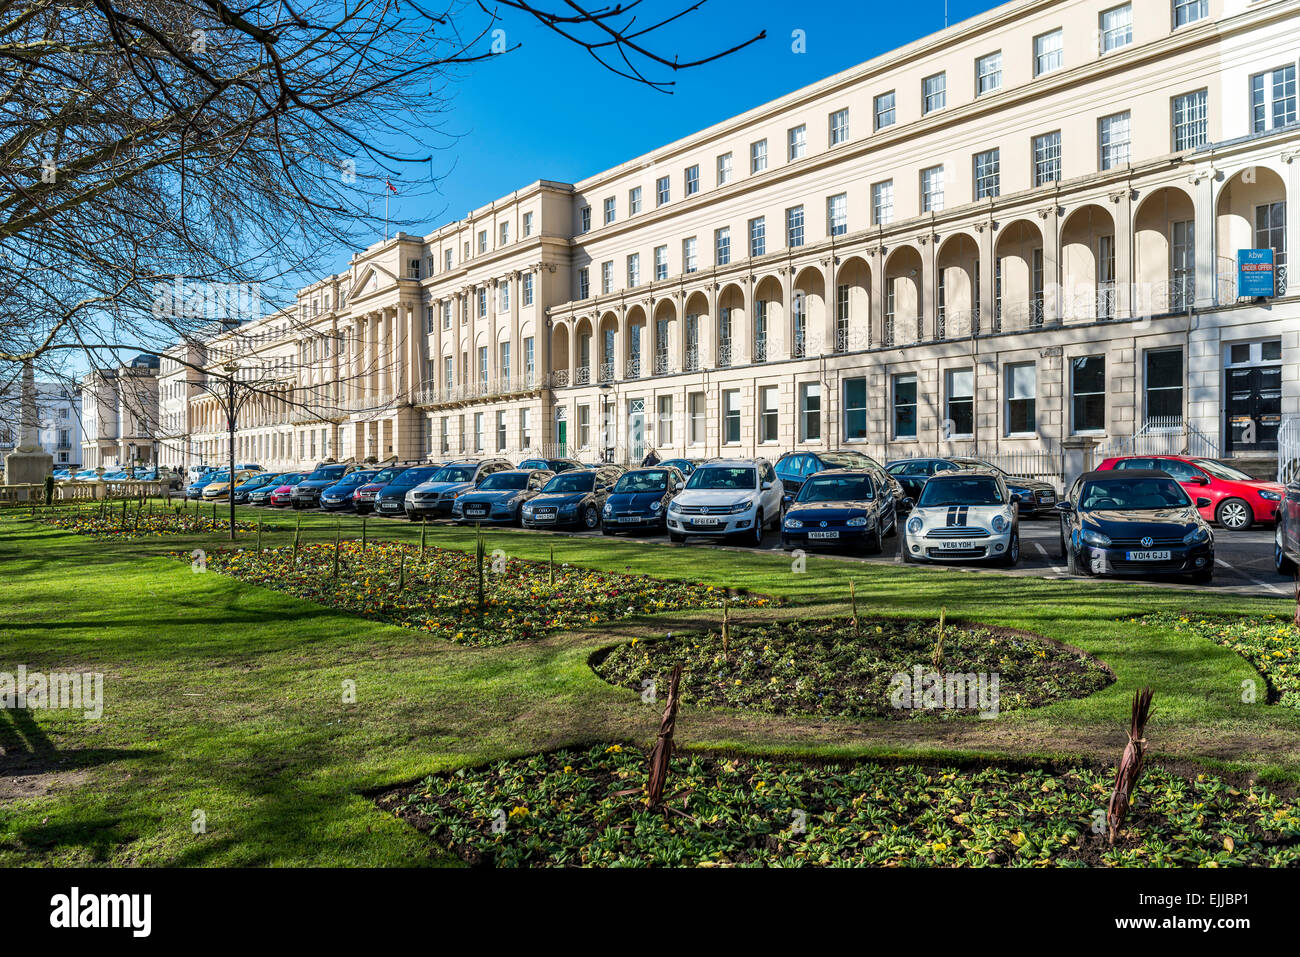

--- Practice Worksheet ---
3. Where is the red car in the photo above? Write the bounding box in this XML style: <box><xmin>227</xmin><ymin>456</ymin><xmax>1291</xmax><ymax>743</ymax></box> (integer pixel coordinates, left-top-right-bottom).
<box><xmin>1095</xmin><ymin>455</ymin><xmax>1283</xmax><ymax>530</ymax></box>
<box><xmin>268</xmin><ymin>476</ymin><xmax>304</xmax><ymax>507</ymax></box>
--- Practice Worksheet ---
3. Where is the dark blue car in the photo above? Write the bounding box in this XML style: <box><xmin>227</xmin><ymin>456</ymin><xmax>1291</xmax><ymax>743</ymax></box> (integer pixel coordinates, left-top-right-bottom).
<box><xmin>320</xmin><ymin>470</ymin><xmax>378</xmax><ymax>511</ymax></box>
<box><xmin>601</xmin><ymin>467</ymin><xmax>685</xmax><ymax>535</ymax></box>
<box><xmin>373</xmin><ymin>465</ymin><xmax>445</xmax><ymax>519</ymax></box>
<box><xmin>453</xmin><ymin>469</ymin><xmax>554</xmax><ymax>525</ymax></box>
<box><xmin>521</xmin><ymin>466</ymin><xmax>622</xmax><ymax>530</ymax></box>
<box><xmin>290</xmin><ymin>464</ymin><xmax>354</xmax><ymax>509</ymax></box>
<box><xmin>780</xmin><ymin>469</ymin><xmax>889</xmax><ymax>554</ymax></box>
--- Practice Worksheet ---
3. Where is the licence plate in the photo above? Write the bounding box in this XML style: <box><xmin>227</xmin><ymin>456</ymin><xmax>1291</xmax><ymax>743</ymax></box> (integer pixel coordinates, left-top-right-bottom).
<box><xmin>808</xmin><ymin>530</ymin><xmax>839</xmax><ymax>540</ymax></box>
<box><xmin>939</xmin><ymin>540</ymin><xmax>976</xmax><ymax>550</ymax></box>
<box><xmin>691</xmin><ymin>517</ymin><xmax>722</xmax><ymax>526</ymax></box>
<box><xmin>466</xmin><ymin>506</ymin><xmax>487</xmax><ymax>516</ymax></box>
<box><xmin>1125</xmin><ymin>550</ymin><xmax>1171</xmax><ymax>561</ymax></box>
<box><xmin>534</xmin><ymin>510</ymin><xmax>556</xmax><ymax>520</ymax></box>
<box><xmin>618</xmin><ymin>516</ymin><xmax>641</xmax><ymax>523</ymax></box>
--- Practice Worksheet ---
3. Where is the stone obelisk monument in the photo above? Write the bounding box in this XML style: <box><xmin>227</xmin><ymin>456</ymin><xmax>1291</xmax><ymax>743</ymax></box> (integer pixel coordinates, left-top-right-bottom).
<box><xmin>3</xmin><ymin>361</ymin><xmax>54</xmax><ymax>488</ymax></box>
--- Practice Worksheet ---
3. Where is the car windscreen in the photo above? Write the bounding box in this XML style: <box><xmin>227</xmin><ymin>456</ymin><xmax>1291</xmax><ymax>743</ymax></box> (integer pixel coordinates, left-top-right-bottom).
<box><xmin>1192</xmin><ymin>459</ymin><xmax>1255</xmax><ymax>482</ymax></box>
<box><xmin>798</xmin><ymin>475</ymin><xmax>875</xmax><ymax>502</ymax></box>
<box><xmin>432</xmin><ymin>466</ymin><xmax>478</xmax><ymax>483</ymax></box>
<box><xmin>308</xmin><ymin>466</ymin><xmax>347</xmax><ymax>481</ymax></box>
<box><xmin>1080</xmin><ymin>478</ymin><xmax>1192</xmax><ymax>511</ymax></box>
<box><xmin>517</xmin><ymin>460</ymin><xmax>549</xmax><ymax>471</ymax></box>
<box><xmin>542</xmin><ymin>472</ymin><xmax>595</xmax><ymax>493</ymax></box>
<box><xmin>477</xmin><ymin>473</ymin><xmax>529</xmax><ymax>491</ymax></box>
<box><xmin>917</xmin><ymin>477</ymin><xmax>1003</xmax><ymax>507</ymax></box>
<box><xmin>661</xmin><ymin>460</ymin><xmax>695</xmax><ymax>474</ymax></box>
<box><xmin>279</xmin><ymin>474</ymin><xmax>306</xmax><ymax>485</ymax></box>
<box><xmin>208</xmin><ymin>472</ymin><xmax>230</xmax><ymax>482</ymax></box>
<box><xmin>687</xmin><ymin>467</ymin><xmax>756</xmax><ymax>490</ymax></box>
<box><xmin>614</xmin><ymin>470</ymin><xmax>669</xmax><ymax>493</ymax></box>
<box><xmin>820</xmin><ymin>452</ymin><xmax>871</xmax><ymax>469</ymax></box>
<box><xmin>955</xmin><ymin>458</ymin><xmax>1007</xmax><ymax>475</ymax></box>
<box><xmin>392</xmin><ymin>468</ymin><xmax>439</xmax><ymax>487</ymax></box>
<box><xmin>336</xmin><ymin>471</ymin><xmax>375</xmax><ymax>486</ymax></box>
<box><xmin>371</xmin><ymin>468</ymin><xmax>403</xmax><ymax>484</ymax></box>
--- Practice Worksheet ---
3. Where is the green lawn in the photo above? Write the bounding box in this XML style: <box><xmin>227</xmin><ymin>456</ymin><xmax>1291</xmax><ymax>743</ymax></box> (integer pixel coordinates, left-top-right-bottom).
<box><xmin>2</xmin><ymin>502</ymin><xmax>1298</xmax><ymax>866</ymax></box>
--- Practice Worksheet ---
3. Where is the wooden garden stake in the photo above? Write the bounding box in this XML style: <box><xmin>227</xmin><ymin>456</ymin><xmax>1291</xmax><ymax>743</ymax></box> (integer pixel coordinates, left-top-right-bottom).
<box><xmin>333</xmin><ymin>523</ymin><xmax>341</xmax><ymax>580</ymax></box>
<box><xmin>1107</xmin><ymin>687</ymin><xmax>1154</xmax><ymax>845</ymax></box>
<box><xmin>548</xmin><ymin>543</ymin><xmax>555</xmax><ymax>585</ymax></box>
<box><xmin>645</xmin><ymin>664</ymin><xmax>684</xmax><ymax>811</ymax></box>
<box><xmin>398</xmin><ymin>553</ymin><xmax>406</xmax><ymax>594</ymax></box>
<box><xmin>419</xmin><ymin>519</ymin><xmax>427</xmax><ymax>561</ymax></box>
<box><xmin>932</xmin><ymin>607</ymin><xmax>946</xmax><ymax>668</ymax></box>
<box><xmin>850</xmin><ymin>580</ymin><xmax>859</xmax><ymax>634</ymax></box>
<box><xmin>256</xmin><ymin>519</ymin><xmax>263</xmax><ymax>556</ymax></box>
<box><xmin>292</xmin><ymin>513</ymin><xmax>301</xmax><ymax>565</ymax></box>
<box><xmin>361</xmin><ymin>517</ymin><xmax>367</xmax><ymax>552</ymax></box>
<box><xmin>474</xmin><ymin>524</ymin><xmax>485</xmax><ymax>613</ymax></box>
<box><xmin>721</xmin><ymin>603</ymin><xmax>730</xmax><ymax>653</ymax></box>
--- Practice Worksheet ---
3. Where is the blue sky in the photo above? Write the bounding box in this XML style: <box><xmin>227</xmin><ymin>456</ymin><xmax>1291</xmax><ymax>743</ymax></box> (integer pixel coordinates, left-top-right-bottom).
<box><xmin>371</xmin><ymin>0</ymin><xmax>1002</xmax><ymax>258</ymax></box>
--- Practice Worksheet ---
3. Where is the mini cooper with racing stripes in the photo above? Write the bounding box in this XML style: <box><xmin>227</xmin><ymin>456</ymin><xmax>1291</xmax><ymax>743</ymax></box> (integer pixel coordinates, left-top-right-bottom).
<box><xmin>902</xmin><ymin>469</ymin><xmax>1020</xmax><ymax>566</ymax></box>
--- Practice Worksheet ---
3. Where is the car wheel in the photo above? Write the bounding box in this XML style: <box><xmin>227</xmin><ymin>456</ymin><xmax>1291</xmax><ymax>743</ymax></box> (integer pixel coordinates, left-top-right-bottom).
<box><xmin>1276</xmin><ymin>521</ymin><xmax>1296</xmax><ymax>576</ymax></box>
<box><xmin>1191</xmin><ymin>567</ymin><xmax>1213</xmax><ymax>585</ymax></box>
<box><xmin>1216</xmin><ymin>498</ymin><xmax>1252</xmax><ymax>531</ymax></box>
<box><xmin>1066</xmin><ymin>536</ymin><xmax>1081</xmax><ymax>576</ymax></box>
<box><xmin>749</xmin><ymin>511</ymin><xmax>764</xmax><ymax>548</ymax></box>
<box><xmin>669</xmin><ymin>531</ymin><xmax>685</xmax><ymax>544</ymax></box>
<box><xmin>1000</xmin><ymin>532</ymin><xmax>1020</xmax><ymax>567</ymax></box>
<box><xmin>601</xmin><ymin>524</ymin><xmax>614</xmax><ymax>536</ymax></box>
<box><xmin>583</xmin><ymin>505</ymin><xmax>600</xmax><ymax>529</ymax></box>
<box><xmin>884</xmin><ymin>506</ymin><xmax>898</xmax><ymax>537</ymax></box>
<box><xmin>865</xmin><ymin>528</ymin><xmax>882</xmax><ymax>555</ymax></box>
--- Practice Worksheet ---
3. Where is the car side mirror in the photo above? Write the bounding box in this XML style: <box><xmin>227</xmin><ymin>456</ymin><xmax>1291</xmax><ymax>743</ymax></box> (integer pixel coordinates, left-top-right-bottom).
<box><xmin>1010</xmin><ymin>493</ymin><xmax>1021</xmax><ymax>504</ymax></box>
<box><xmin>901</xmin><ymin>497</ymin><xmax>914</xmax><ymax>510</ymax></box>
<box><xmin>674</xmin><ymin>482</ymin><xmax>684</xmax><ymax>491</ymax></box>
<box><xmin>1195</xmin><ymin>497</ymin><xmax>1211</xmax><ymax>509</ymax></box>
<box><xmin>1191</xmin><ymin>475</ymin><xmax>1210</xmax><ymax>485</ymax></box>
<box><xmin>761</xmin><ymin>481</ymin><xmax>772</xmax><ymax>490</ymax></box>
<box><xmin>1054</xmin><ymin>501</ymin><xmax>1074</xmax><ymax>512</ymax></box>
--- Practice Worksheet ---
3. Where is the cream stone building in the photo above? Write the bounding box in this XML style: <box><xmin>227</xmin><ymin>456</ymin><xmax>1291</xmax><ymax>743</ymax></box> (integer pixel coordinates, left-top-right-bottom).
<box><xmin>80</xmin><ymin>354</ymin><xmax>160</xmax><ymax>470</ymax></box>
<box><xmin>167</xmin><ymin>0</ymin><xmax>1300</xmax><ymax>484</ymax></box>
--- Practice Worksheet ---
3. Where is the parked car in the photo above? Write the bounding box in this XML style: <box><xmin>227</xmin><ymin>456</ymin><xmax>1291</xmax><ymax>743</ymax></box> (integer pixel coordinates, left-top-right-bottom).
<box><xmin>247</xmin><ymin>473</ymin><xmax>298</xmax><ymax>506</ymax></box>
<box><xmin>351</xmin><ymin>465</ymin><xmax>409</xmax><ymax>514</ymax></box>
<box><xmin>405</xmin><ymin>459</ymin><xmax>513</xmax><ymax>519</ymax></box>
<box><xmin>1275</xmin><ymin>473</ymin><xmax>1300</xmax><ymax>575</ymax></box>
<box><xmin>665</xmin><ymin>458</ymin><xmax>783</xmax><ymax>547</ymax></box>
<box><xmin>944</xmin><ymin>457</ymin><xmax>1058</xmax><ymax>516</ymax></box>
<box><xmin>185</xmin><ymin>471</ymin><xmax>223</xmax><ymax>499</ymax></box>
<box><xmin>521</xmin><ymin>466</ymin><xmax>622</xmax><ymax>530</ymax></box>
<box><xmin>902</xmin><ymin>470</ymin><xmax>1020</xmax><ymax>566</ymax></box>
<box><xmin>659</xmin><ymin>458</ymin><xmax>702</xmax><ymax>477</ymax></box>
<box><xmin>320</xmin><ymin>470</ymin><xmax>378</xmax><ymax>512</ymax></box>
<box><xmin>885</xmin><ymin>458</ymin><xmax>964</xmax><ymax>502</ymax></box>
<box><xmin>599</xmin><ymin>466</ymin><xmax>686</xmax><ymax>535</ymax></box>
<box><xmin>201</xmin><ymin>469</ymin><xmax>262</xmax><ymax>501</ymax></box>
<box><xmin>290</xmin><ymin>463</ymin><xmax>355</xmax><ymax>509</ymax></box>
<box><xmin>775</xmin><ymin>450</ymin><xmax>906</xmax><ymax>516</ymax></box>
<box><xmin>517</xmin><ymin>456</ymin><xmax>584</xmax><ymax>474</ymax></box>
<box><xmin>452</xmin><ymin>469</ymin><xmax>554</xmax><ymax>525</ymax></box>
<box><xmin>1056</xmin><ymin>469</ymin><xmax>1214</xmax><ymax>582</ymax></box>
<box><xmin>781</xmin><ymin>469</ymin><xmax>890</xmax><ymax>554</ymax></box>
<box><xmin>268</xmin><ymin>473</ymin><xmax>307</xmax><ymax>507</ymax></box>
<box><xmin>373</xmin><ymin>465</ymin><xmax>445</xmax><ymax>518</ymax></box>
<box><xmin>72</xmin><ymin>468</ymin><xmax>101</xmax><ymax>482</ymax></box>
<box><xmin>233</xmin><ymin>471</ymin><xmax>281</xmax><ymax>504</ymax></box>
<box><xmin>1096</xmin><ymin>455</ymin><xmax>1283</xmax><ymax>531</ymax></box>
<box><xmin>187</xmin><ymin>464</ymin><xmax>218</xmax><ymax>484</ymax></box>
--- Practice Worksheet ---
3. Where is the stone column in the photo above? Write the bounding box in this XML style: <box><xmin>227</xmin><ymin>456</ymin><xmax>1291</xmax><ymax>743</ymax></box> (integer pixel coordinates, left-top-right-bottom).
<box><xmin>1110</xmin><ymin>188</ymin><xmax>1134</xmax><ymax>321</ymax></box>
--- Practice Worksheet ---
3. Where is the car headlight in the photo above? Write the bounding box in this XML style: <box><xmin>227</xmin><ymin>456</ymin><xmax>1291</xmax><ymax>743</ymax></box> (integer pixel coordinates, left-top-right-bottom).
<box><xmin>991</xmin><ymin>515</ymin><xmax>1007</xmax><ymax>533</ymax></box>
<box><xmin>784</xmin><ymin>518</ymin><xmax>803</xmax><ymax>529</ymax></box>
<box><xmin>731</xmin><ymin>501</ymin><xmax>752</xmax><ymax>514</ymax></box>
<box><xmin>1081</xmin><ymin>529</ymin><xmax>1111</xmax><ymax>547</ymax></box>
<box><xmin>604</xmin><ymin>503</ymin><xmax>613</xmax><ymax>515</ymax></box>
<box><xmin>1183</xmin><ymin>525</ymin><xmax>1210</xmax><ymax>544</ymax></box>
<box><xmin>650</xmin><ymin>500</ymin><xmax>661</xmax><ymax>511</ymax></box>
<box><xmin>1259</xmin><ymin>490</ymin><xmax>1282</xmax><ymax>501</ymax></box>
<box><xmin>907</xmin><ymin>517</ymin><xmax>923</xmax><ymax>534</ymax></box>
<box><xmin>667</xmin><ymin>501</ymin><xmax>680</xmax><ymax>513</ymax></box>
<box><xmin>847</xmin><ymin>516</ymin><xmax>868</xmax><ymax>527</ymax></box>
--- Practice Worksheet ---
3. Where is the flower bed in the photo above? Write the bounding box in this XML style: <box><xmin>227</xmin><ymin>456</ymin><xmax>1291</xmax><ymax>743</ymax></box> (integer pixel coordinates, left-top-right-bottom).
<box><xmin>380</xmin><ymin>744</ymin><xmax>1300</xmax><ymax>867</ymax></box>
<box><xmin>1129</xmin><ymin>612</ymin><xmax>1300</xmax><ymax>707</ymax></box>
<box><xmin>593</xmin><ymin>617</ymin><xmax>1111</xmax><ymax>720</ymax></box>
<box><xmin>188</xmin><ymin>541</ymin><xmax>772</xmax><ymax>646</ymax></box>
<box><xmin>45</xmin><ymin>508</ymin><xmax>258</xmax><ymax>538</ymax></box>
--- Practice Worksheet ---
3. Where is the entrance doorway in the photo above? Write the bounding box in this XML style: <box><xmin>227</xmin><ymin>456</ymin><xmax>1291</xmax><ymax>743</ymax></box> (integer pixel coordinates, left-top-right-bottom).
<box><xmin>1225</xmin><ymin>339</ymin><xmax>1282</xmax><ymax>453</ymax></box>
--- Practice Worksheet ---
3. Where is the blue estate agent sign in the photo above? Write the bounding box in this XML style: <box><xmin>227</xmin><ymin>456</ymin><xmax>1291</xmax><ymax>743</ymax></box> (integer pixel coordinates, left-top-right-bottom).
<box><xmin>1238</xmin><ymin>248</ymin><xmax>1275</xmax><ymax>297</ymax></box>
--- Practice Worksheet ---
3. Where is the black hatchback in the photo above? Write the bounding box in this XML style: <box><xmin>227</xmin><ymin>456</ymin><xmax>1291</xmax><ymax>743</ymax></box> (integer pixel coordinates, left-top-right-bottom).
<box><xmin>780</xmin><ymin>469</ymin><xmax>889</xmax><ymax>554</ymax></box>
<box><xmin>372</xmin><ymin>465</ymin><xmax>445</xmax><ymax>518</ymax></box>
<box><xmin>1057</xmin><ymin>469</ymin><xmax>1214</xmax><ymax>583</ymax></box>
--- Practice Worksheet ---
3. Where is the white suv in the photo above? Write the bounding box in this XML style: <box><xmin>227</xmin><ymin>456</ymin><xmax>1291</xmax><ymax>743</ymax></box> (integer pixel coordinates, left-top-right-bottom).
<box><xmin>666</xmin><ymin>458</ymin><xmax>783</xmax><ymax>547</ymax></box>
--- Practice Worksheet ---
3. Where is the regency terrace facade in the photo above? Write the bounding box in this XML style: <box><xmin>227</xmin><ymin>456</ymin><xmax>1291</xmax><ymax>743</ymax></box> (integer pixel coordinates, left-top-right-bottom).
<box><xmin>159</xmin><ymin>0</ymin><xmax>1300</xmax><ymax>481</ymax></box>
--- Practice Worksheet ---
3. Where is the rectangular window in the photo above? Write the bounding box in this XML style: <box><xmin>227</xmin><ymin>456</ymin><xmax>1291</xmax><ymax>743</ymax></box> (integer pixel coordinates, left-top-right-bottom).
<box><xmin>525</xmin><ymin>337</ymin><xmax>535</xmax><ymax>381</ymax></box>
<box><xmin>478</xmin><ymin>346</ymin><xmax>488</xmax><ymax>384</ymax></box>
<box><xmin>578</xmin><ymin>268</ymin><xmax>590</xmax><ymax>300</ymax></box>
<box><xmin>601</xmin><ymin>261</ymin><xmax>613</xmax><ymax>295</ymax></box>
<box><xmin>1255</xmin><ymin>201</ymin><xmax>1287</xmax><ymax>269</ymax></box>
<box><xmin>828</xmin><ymin>193</ymin><xmax>848</xmax><ymax>237</ymax></box>
<box><xmin>1145</xmin><ymin>349</ymin><xmax>1184</xmax><ymax>420</ymax></box>
<box><xmin>496</xmin><ymin>411</ymin><xmax>507</xmax><ymax>451</ymax></box>
<box><xmin>749</xmin><ymin>217</ymin><xmax>766</xmax><ymax>257</ymax></box>
<box><xmin>1034</xmin><ymin>29</ymin><xmax>1063</xmax><ymax>76</ymax></box>
<box><xmin>786</xmin><ymin>206</ymin><xmax>805</xmax><ymax>248</ymax></box>
<box><xmin>603</xmin><ymin>196</ymin><xmax>616</xmax><ymax>225</ymax></box>
<box><xmin>654</xmin><ymin>245</ymin><xmax>669</xmax><ymax>280</ymax></box>
<box><xmin>477</xmin><ymin>288</ymin><xmax>487</xmax><ymax>318</ymax></box>
<box><xmin>759</xmin><ymin>386</ymin><xmax>779</xmax><ymax>443</ymax></box>
<box><xmin>689</xmin><ymin>392</ymin><xmax>705</xmax><ymax>445</ymax></box>
<box><xmin>523</xmin><ymin>272</ymin><xmax>534</xmax><ymax>307</ymax></box>
<box><xmin>874</xmin><ymin>91</ymin><xmax>896</xmax><ymax>130</ymax></box>
<box><xmin>977</xmin><ymin>51</ymin><xmax>1002</xmax><ymax>95</ymax></box>
<box><xmin>921</xmin><ymin>165</ymin><xmax>945</xmax><ymax>212</ymax></box>
<box><xmin>473</xmin><ymin>412</ymin><xmax>483</xmax><ymax>451</ymax></box>
<box><xmin>629</xmin><ymin>186</ymin><xmax>643</xmax><ymax>215</ymax></box>
<box><xmin>579</xmin><ymin>405</ymin><xmax>590</xmax><ymax>448</ymax></box>
<box><xmin>627</xmin><ymin>253</ymin><xmax>641</xmax><ymax>288</ymax></box>
<box><xmin>923</xmin><ymin>72</ymin><xmax>947</xmax><ymax>114</ymax></box>
<box><xmin>499</xmin><ymin>341</ymin><xmax>511</xmax><ymax>384</ymax></box>
<box><xmin>1172</xmin><ymin>90</ymin><xmax>1208</xmax><ymax>151</ymax></box>
<box><xmin>723</xmin><ymin>390</ymin><xmax>741</xmax><ymax>444</ymax></box>
<box><xmin>750</xmin><ymin>139</ymin><xmax>768</xmax><ymax>173</ymax></box>
<box><xmin>444</xmin><ymin>248</ymin><xmax>454</xmax><ymax>271</ymax></box>
<box><xmin>717</xmin><ymin>152</ymin><xmax>733</xmax><ymax>185</ymax></box>
<box><xmin>974</xmin><ymin>149</ymin><xmax>1000</xmax><ymax>199</ymax></box>
<box><xmin>1251</xmin><ymin>65</ymin><xmax>1297</xmax><ymax>133</ymax></box>
<box><xmin>799</xmin><ymin>383</ymin><xmax>822</xmax><ymax>442</ymax></box>
<box><xmin>830</xmin><ymin>108</ymin><xmax>850</xmax><ymax>146</ymax></box>
<box><xmin>1033</xmin><ymin>131</ymin><xmax>1062</xmax><ymax>186</ymax></box>
<box><xmin>1071</xmin><ymin>356</ymin><xmax>1106</xmax><ymax>433</ymax></box>
<box><xmin>656</xmin><ymin>175</ymin><xmax>671</xmax><ymax>206</ymax></box>
<box><xmin>715</xmin><ymin>227</ymin><xmax>731</xmax><ymax>266</ymax></box>
<box><xmin>497</xmin><ymin>280</ymin><xmax>510</xmax><ymax>313</ymax></box>
<box><xmin>1174</xmin><ymin>0</ymin><xmax>1207</xmax><ymax>28</ymax></box>
<box><xmin>843</xmin><ymin>377</ymin><xmax>867</xmax><ymax>441</ymax></box>
<box><xmin>520</xmin><ymin>408</ymin><xmax>532</xmax><ymax>449</ymax></box>
<box><xmin>685</xmin><ymin>164</ymin><xmax>700</xmax><ymax>196</ymax></box>
<box><xmin>1100</xmin><ymin>4</ymin><xmax>1133</xmax><ymax>52</ymax></box>
<box><xmin>872</xmin><ymin>180</ymin><xmax>894</xmax><ymax>225</ymax></box>
<box><xmin>893</xmin><ymin>373</ymin><xmax>918</xmax><ymax>439</ymax></box>
<box><xmin>683</xmin><ymin>236</ymin><xmax>698</xmax><ymax>273</ymax></box>
<box><xmin>499</xmin><ymin>222</ymin><xmax>509</xmax><ymax>244</ymax></box>
<box><xmin>580</xmin><ymin>206</ymin><xmax>591</xmax><ymax>232</ymax></box>
<box><xmin>787</xmin><ymin>124</ymin><xmax>807</xmax><ymax>161</ymax></box>
<box><xmin>1099</xmin><ymin>112</ymin><xmax>1130</xmax><ymax>170</ymax></box>
<box><xmin>478</xmin><ymin>230</ymin><xmax>488</xmax><ymax>253</ymax></box>
<box><xmin>523</xmin><ymin>211</ymin><xmax>534</xmax><ymax>236</ymax></box>
<box><xmin>657</xmin><ymin>395</ymin><xmax>673</xmax><ymax>445</ymax></box>
<box><xmin>946</xmin><ymin>368</ymin><xmax>974</xmax><ymax>437</ymax></box>
<box><xmin>1005</xmin><ymin>362</ymin><xmax>1037</xmax><ymax>435</ymax></box>
<box><xmin>442</xmin><ymin>300</ymin><xmax>453</xmax><ymax>329</ymax></box>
